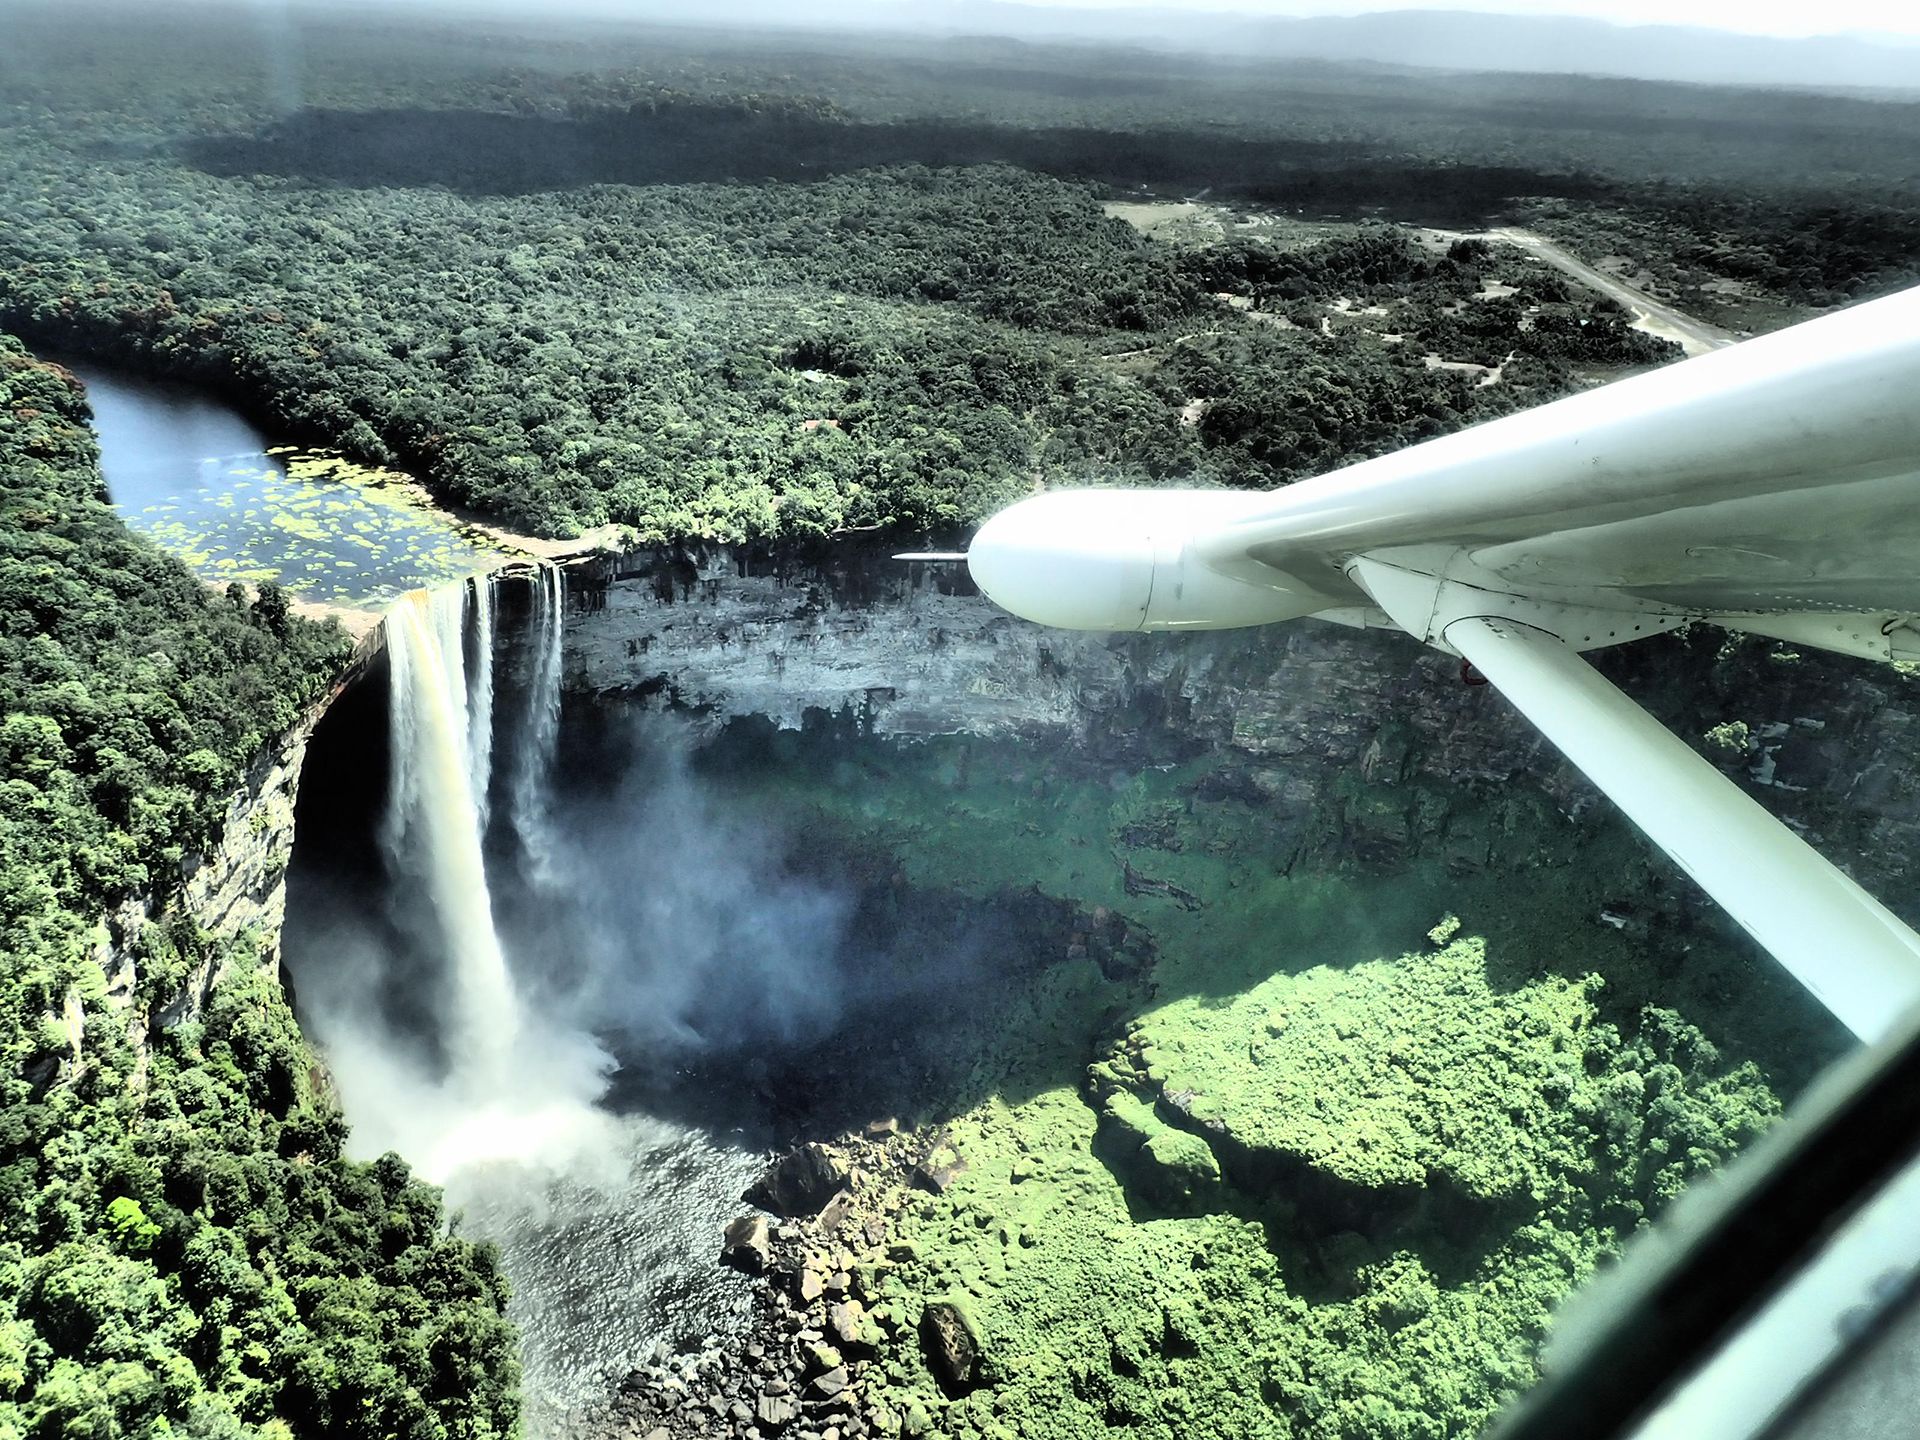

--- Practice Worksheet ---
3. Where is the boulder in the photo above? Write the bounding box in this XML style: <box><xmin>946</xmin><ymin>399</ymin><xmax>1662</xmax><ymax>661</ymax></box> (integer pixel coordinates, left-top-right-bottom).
<box><xmin>829</xmin><ymin>1298</ymin><xmax>877</xmax><ymax>1350</ymax></box>
<box><xmin>817</xmin><ymin>1188</ymin><xmax>856</xmax><ymax>1234</ymax></box>
<box><xmin>797</xmin><ymin>1263</ymin><xmax>827</xmax><ymax>1304</ymax></box>
<box><xmin>747</xmin><ymin>1143</ymin><xmax>848</xmax><ymax>1218</ymax></box>
<box><xmin>720</xmin><ymin>1214</ymin><xmax>774</xmax><ymax>1274</ymax></box>
<box><xmin>911</xmin><ymin>1136</ymin><xmax>967</xmax><ymax>1195</ymax></box>
<box><xmin>1096</xmin><ymin>1089</ymin><xmax>1223</xmax><ymax>1214</ymax></box>
<box><xmin>920</xmin><ymin>1299</ymin><xmax>983</xmax><ymax>1394</ymax></box>
<box><xmin>1143</xmin><ymin>1126</ymin><xmax>1223</xmax><ymax>1204</ymax></box>
<box><xmin>810</xmin><ymin>1365</ymin><xmax>850</xmax><ymax>1398</ymax></box>
<box><xmin>756</xmin><ymin>1391</ymin><xmax>800</xmax><ymax>1429</ymax></box>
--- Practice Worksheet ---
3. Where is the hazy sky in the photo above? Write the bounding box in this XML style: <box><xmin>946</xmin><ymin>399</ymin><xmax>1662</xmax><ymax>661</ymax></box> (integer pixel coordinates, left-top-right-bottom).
<box><xmin>318</xmin><ymin>0</ymin><xmax>1920</xmax><ymax>49</ymax></box>
<box><xmin>983</xmin><ymin>0</ymin><xmax>1920</xmax><ymax>41</ymax></box>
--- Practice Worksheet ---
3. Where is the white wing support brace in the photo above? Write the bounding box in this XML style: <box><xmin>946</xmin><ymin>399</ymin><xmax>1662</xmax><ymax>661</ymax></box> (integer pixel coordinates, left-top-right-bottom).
<box><xmin>964</xmin><ymin>282</ymin><xmax>1920</xmax><ymax>1041</ymax></box>
<box><xmin>1443</xmin><ymin>614</ymin><xmax>1920</xmax><ymax>1043</ymax></box>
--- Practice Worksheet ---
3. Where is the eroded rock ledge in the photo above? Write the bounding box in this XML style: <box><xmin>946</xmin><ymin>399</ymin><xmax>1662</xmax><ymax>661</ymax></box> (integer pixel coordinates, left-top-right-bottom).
<box><xmin>557</xmin><ymin>543</ymin><xmax>1920</xmax><ymax>910</ymax></box>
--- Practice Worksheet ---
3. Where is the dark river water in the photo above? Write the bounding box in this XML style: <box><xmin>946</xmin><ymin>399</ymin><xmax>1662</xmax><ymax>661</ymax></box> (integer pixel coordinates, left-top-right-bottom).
<box><xmin>439</xmin><ymin>1120</ymin><xmax>764</xmax><ymax>1436</ymax></box>
<box><xmin>72</xmin><ymin>361</ymin><xmax>496</xmax><ymax>605</ymax></box>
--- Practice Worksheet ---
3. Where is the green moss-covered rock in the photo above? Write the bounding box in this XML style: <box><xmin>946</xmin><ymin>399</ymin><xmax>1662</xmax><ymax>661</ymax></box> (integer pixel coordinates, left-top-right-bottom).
<box><xmin>1096</xmin><ymin>1090</ymin><xmax>1223</xmax><ymax>1212</ymax></box>
<box><xmin>1141</xmin><ymin>1128</ymin><xmax>1222</xmax><ymax>1201</ymax></box>
<box><xmin>1120</xmin><ymin>938</ymin><xmax>1602</xmax><ymax>1205</ymax></box>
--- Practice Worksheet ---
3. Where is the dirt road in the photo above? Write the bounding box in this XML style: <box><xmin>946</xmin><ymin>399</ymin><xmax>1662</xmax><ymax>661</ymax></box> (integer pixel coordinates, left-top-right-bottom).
<box><xmin>1486</xmin><ymin>227</ymin><xmax>1736</xmax><ymax>357</ymax></box>
<box><xmin>1423</xmin><ymin>224</ymin><xmax>1736</xmax><ymax>357</ymax></box>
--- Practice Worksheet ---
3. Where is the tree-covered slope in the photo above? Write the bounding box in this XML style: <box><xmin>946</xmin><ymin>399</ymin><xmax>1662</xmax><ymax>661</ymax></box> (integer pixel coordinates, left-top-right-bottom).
<box><xmin>0</xmin><ymin>335</ymin><xmax>518</xmax><ymax>1440</ymax></box>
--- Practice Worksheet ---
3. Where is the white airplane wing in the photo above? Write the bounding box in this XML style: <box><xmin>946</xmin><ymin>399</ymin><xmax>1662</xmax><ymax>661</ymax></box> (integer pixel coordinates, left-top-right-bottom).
<box><xmin>1204</xmin><ymin>285</ymin><xmax>1920</xmax><ymax>610</ymax></box>
<box><xmin>964</xmin><ymin>283</ymin><xmax>1920</xmax><ymax>1041</ymax></box>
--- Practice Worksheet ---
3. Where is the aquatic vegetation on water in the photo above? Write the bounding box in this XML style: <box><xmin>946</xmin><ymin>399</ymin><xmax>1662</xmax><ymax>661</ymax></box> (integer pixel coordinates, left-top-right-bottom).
<box><xmin>121</xmin><ymin>447</ymin><xmax>500</xmax><ymax>605</ymax></box>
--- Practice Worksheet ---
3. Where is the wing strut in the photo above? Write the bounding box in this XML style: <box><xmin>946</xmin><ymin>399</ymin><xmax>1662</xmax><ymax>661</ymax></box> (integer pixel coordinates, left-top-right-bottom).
<box><xmin>1445</xmin><ymin>615</ymin><xmax>1920</xmax><ymax>1043</ymax></box>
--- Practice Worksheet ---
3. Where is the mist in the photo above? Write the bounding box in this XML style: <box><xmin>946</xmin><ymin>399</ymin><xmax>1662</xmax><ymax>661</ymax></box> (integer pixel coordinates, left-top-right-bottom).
<box><xmin>209</xmin><ymin>0</ymin><xmax>1920</xmax><ymax>93</ymax></box>
<box><xmin>287</xmin><ymin>583</ymin><xmax>621</xmax><ymax>1183</ymax></box>
<box><xmin>279</xmin><ymin>583</ymin><xmax>872</xmax><ymax>1423</ymax></box>
<box><xmin>516</xmin><ymin>723</ymin><xmax>855</xmax><ymax>1060</ymax></box>
<box><xmin>285</xmin><ymin>601</ymin><xmax>864</xmax><ymax>1190</ymax></box>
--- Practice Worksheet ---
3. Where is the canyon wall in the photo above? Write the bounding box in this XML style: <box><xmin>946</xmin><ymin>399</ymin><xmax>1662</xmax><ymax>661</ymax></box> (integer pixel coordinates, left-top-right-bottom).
<box><xmin>98</xmin><ymin>541</ymin><xmax>1920</xmax><ymax>1050</ymax></box>
<box><xmin>559</xmin><ymin>545</ymin><xmax>1920</xmax><ymax>917</ymax></box>
<box><xmin>97</xmin><ymin>631</ymin><xmax>385</xmax><ymax>1040</ymax></box>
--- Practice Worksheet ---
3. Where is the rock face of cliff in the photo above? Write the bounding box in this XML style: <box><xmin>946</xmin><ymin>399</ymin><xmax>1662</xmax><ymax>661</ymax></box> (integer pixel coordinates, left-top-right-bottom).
<box><xmin>110</xmin><ymin>542</ymin><xmax>1914</xmax><ymax>1050</ymax></box>
<box><xmin>98</xmin><ymin>635</ymin><xmax>381</xmax><ymax>1043</ymax></box>
<box><xmin>559</xmin><ymin>544</ymin><xmax>1920</xmax><ymax>920</ymax></box>
<box><xmin>562</xmin><ymin>546</ymin><xmax>1517</xmax><ymax>764</ymax></box>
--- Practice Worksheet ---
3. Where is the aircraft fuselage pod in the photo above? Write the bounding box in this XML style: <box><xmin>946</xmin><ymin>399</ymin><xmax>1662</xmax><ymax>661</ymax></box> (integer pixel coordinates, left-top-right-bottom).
<box><xmin>961</xmin><ymin>283</ymin><xmax>1920</xmax><ymax>1043</ymax></box>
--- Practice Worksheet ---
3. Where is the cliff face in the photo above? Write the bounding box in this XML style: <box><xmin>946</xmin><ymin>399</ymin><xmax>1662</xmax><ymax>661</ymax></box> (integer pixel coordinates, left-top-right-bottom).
<box><xmin>104</xmin><ymin>542</ymin><xmax>1919</xmax><ymax>1047</ymax></box>
<box><xmin>561</xmin><ymin>547</ymin><xmax>1506</xmax><ymax>756</ymax></box>
<box><xmin>560</xmin><ymin>545</ymin><xmax>1920</xmax><ymax>919</ymax></box>
<box><xmin>97</xmin><ymin>632</ymin><xmax>383</xmax><ymax>1046</ymax></box>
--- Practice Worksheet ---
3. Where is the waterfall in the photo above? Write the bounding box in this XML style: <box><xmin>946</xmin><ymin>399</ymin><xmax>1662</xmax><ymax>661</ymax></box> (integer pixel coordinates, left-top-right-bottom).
<box><xmin>513</xmin><ymin>563</ymin><xmax>566</xmax><ymax>881</ymax></box>
<box><xmin>467</xmin><ymin>576</ymin><xmax>495</xmax><ymax>831</ymax></box>
<box><xmin>383</xmin><ymin>585</ymin><xmax>519</xmax><ymax>1092</ymax></box>
<box><xmin>349</xmin><ymin>567</ymin><xmax>611</xmax><ymax>1182</ymax></box>
<box><xmin>304</xmin><ymin>567</ymin><xmax>767</xmax><ymax>1411</ymax></box>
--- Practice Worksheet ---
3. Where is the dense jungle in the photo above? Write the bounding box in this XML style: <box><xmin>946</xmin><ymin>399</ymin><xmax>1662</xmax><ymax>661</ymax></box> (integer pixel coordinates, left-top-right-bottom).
<box><xmin>2</xmin><ymin>2</ymin><xmax>1918</xmax><ymax>1438</ymax></box>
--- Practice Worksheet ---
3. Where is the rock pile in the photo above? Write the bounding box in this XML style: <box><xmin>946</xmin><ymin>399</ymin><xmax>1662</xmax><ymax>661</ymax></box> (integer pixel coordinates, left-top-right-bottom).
<box><xmin>598</xmin><ymin>1126</ymin><xmax>944</xmax><ymax>1440</ymax></box>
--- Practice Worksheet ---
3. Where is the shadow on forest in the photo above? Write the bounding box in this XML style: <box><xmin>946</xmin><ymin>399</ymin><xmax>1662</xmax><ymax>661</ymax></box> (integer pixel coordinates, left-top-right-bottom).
<box><xmin>180</xmin><ymin>103</ymin><xmax>1612</xmax><ymax>221</ymax></box>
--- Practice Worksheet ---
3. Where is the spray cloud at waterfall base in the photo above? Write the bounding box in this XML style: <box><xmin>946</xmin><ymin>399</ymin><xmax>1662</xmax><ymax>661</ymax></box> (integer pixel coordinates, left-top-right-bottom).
<box><xmin>543</xmin><ymin>729</ymin><xmax>855</xmax><ymax>1059</ymax></box>
<box><xmin>300</xmin><ymin>572</ymin><xmax>616</xmax><ymax>1183</ymax></box>
<box><xmin>280</xmin><ymin>564</ymin><xmax>939</xmax><ymax>1423</ymax></box>
<box><xmin>283</xmin><ymin>567</ymin><xmax>773</xmax><ymax>1423</ymax></box>
<box><xmin>289</xmin><ymin>559</ymin><xmax>871</xmax><ymax>1165</ymax></box>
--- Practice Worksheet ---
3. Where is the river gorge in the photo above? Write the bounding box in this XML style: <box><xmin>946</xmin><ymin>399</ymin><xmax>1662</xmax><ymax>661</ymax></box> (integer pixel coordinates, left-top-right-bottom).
<box><xmin>7</xmin><ymin>5</ymin><xmax>1918</xmax><ymax>1432</ymax></box>
<box><xmin>74</xmin><ymin>364</ymin><xmax>1918</xmax><ymax>1439</ymax></box>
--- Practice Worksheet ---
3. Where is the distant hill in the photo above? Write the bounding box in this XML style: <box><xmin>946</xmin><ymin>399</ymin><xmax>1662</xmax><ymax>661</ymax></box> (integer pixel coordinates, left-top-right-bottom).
<box><xmin>1022</xmin><ymin>7</ymin><xmax>1920</xmax><ymax>93</ymax></box>
<box><xmin>482</xmin><ymin>0</ymin><xmax>1920</xmax><ymax>95</ymax></box>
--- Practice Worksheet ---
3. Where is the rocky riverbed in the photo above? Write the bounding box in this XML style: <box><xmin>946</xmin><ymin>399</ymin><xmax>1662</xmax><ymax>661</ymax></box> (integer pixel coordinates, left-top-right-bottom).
<box><xmin>598</xmin><ymin>1133</ymin><xmax>937</xmax><ymax>1440</ymax></box>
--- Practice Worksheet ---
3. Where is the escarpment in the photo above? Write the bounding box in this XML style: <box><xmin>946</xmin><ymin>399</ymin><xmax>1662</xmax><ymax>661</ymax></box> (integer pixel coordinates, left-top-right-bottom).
<box><xmin>563</xmin><ymin>543</ymin><xmax>1920</xmax><ymax>918</ymax></box>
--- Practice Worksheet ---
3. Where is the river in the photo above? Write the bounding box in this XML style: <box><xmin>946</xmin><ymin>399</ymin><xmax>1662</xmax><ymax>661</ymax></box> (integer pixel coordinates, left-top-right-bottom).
<box><xmin>70</xmin><ymin>360</ymin><xmax>498</xmax><ymax>607</ymax></box>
